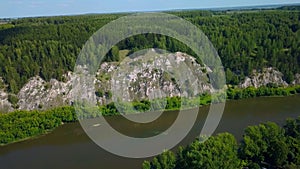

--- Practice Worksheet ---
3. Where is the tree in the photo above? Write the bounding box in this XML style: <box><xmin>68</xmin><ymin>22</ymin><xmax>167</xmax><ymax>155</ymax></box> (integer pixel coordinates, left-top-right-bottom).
<box><xmin>239</xmin><ymin>122</ymin><xmax>289</xmax><ymax>168</ymax></box>
<box><xmin>8</xmin><ymin>79</ymin><xmax>18</xmax><ymax>94</ymax></box>
<box><xmin>284</xmin><ymin>117</ymin><xmax>300</xmax><ymax>139</ymax></box>
<box><xmin>176</xmin><ymin>133</ymin><xmax>241</xmax><ymax>169</ymax></box>
<box><xmin>146</xmin><ymin>151</ymin><xmax>176</xmax><ymax>169</ymax></box>
<box><xmin>284</xmin><ymin>117</ymin><xmax>300</xmax><ymax>166</ymax></box>
<box><xmin>142</xmin><ymin>161</ymin><xmax>151</xmax><ymax>169</ymax></box>
<box><xmin>108</xmin><ymin>45</ymin><xmax>120</xmax><ymax>61</ymax></box>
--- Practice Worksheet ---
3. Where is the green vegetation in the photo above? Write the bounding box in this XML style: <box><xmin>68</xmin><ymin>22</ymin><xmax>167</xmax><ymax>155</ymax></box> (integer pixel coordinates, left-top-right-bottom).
<box><xmin>7</xmin><ymin>94</ymin><xmax>19</xmax><ymax>108</ymax></box>
<box><xmin>0</xmin><ymin>106</ymin><xmax>76</xmax><ymax>145</ymax></box>
<box><xmin>0</xmin><ymin>7</ymin><xmax>299</xmax><ymax>93</ymax></box>
<box><xmin>0</xmin><ymin>9</ymin><xmax>300</xmax><ymax>166</ymax></box>
<box><xmin>2</xmin><ymin>85</ymin><xmax>299</xmax><ymax>145</ymax></box>
<box><xmin>227</xmin><ymin>85</ymin><xmax>300</xmax><ymax>100</ymax></box>
<box><xmin>95</xmin><ymin>85</ymin><xmax>300</xmax><ymax>117</ymax></box>
<box><xmin>143</xmin><ymin>117</ymin><xmax>300</xmax><ymax>169</ymax></box>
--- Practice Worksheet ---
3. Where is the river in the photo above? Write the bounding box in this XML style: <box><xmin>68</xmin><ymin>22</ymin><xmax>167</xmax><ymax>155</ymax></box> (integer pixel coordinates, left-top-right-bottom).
<box><xmin>0</xmin><ymin>95</ymin><xmax>300</xmax><ymax>169</ymax></box>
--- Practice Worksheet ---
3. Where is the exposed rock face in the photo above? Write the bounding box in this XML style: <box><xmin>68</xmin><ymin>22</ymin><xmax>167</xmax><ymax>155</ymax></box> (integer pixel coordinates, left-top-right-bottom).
<box><xmin>3</xmin><ymin>52</ymin><xmax>211</xmax><ymax>112</ymax></box>
<box><xmin>0</xmin><ymin>78</ymin><xmax>13</xmax><ymax>112</ymax></box>
<box><xmin>292</xmin><ymin>74</ymin><xmax>300</xmax><ymax>85</ymax></box>
<box><xmin>0</xmin><ymin>89</ymin><xmax>13</xmax><ymax>112</ymax></box>
<box><xmin>239</xmin><ymin>67</ymin><xmax>288</xmax><ymax>88</ymax></box>
<box><xmin>98</xmin><ymin>51</ymin><xmax>211</xmax><ymax>103</ymax></box>
<box><xmin>17</xmin><ymin>74</ymin><xmax>76</xmax><ymax>110</ymax></box>
<box><xmin>0</xmin><ymin>51</ymin><xmax>298</xmax><ymax>112</ymax></box>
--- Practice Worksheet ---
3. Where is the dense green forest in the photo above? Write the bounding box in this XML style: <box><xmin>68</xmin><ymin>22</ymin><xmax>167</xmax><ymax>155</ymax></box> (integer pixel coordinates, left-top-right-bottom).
<box><xmin>0</xmin><ymin>106</ymin><xmax>76</xmax><ymax>144</ymax></box>
<box><xmin>0</xmin><ymin>6</ymin><xmax>299</xmax><ymax>169</ymax></box>
<box><xmin>143</xmin><ymin>116</ymin><xmax>300</xmax><ymax>169</ymax></box>
<box><xmin>0</xmin><ymin>7</ymin><xmax>299</xmax><ymax>93</ymax></box>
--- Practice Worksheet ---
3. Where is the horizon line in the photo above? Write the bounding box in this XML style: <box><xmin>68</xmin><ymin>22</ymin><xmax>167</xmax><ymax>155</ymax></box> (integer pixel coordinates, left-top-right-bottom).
<box><xmin>1</xmin><ymin>2</ymin><xmax>299</xmax><ymax>19</ymax></box>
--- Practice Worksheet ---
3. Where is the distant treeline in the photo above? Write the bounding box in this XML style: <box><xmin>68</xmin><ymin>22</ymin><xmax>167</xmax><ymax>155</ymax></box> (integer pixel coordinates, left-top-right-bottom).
<box><xmin>143</xmin><ymin>116</ymin><xmax>300</xmax><ymax>169</ymax></box>
<box><xmin>0</xmin><ymin>8</ymin><xmax>299</xmax><ymax>93</ymax></box>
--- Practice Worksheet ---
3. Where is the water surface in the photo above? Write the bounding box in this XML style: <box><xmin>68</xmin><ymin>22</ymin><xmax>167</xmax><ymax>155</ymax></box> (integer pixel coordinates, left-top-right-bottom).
<box><xmin>0</xmin><ymin>95</ymin><xmax>299</xmax><ymax>169</ymax></box>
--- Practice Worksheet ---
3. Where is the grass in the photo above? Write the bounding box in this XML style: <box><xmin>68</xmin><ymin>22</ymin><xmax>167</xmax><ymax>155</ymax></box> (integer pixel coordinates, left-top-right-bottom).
<box><xmin>119</xmin><ymin>50</ymin><xmax>130</xmax><ymax>60</ymax></box>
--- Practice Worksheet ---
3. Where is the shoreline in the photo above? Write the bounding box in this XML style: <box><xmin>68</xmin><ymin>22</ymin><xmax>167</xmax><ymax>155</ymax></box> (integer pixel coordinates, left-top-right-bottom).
<box><xmin>1</xmin><ymin>86</ymin><xmax>300</xmax><ymax>147</ymax></box>
<box><xmin>0</xmin><ymin>129</ymin><xmax>53</xmax><ymax>146</ymax></box>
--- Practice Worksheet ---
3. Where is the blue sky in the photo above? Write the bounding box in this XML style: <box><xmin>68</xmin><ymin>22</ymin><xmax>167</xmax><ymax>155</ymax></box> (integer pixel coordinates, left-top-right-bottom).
<box><xmin>1</xmin><ymin>0</ymin><xmax>299</xmax><ymax>18</ymax></box>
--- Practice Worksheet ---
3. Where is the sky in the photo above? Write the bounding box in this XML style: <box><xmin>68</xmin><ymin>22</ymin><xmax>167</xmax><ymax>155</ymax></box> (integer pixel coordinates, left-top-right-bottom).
<box><xmin>0</xmin><ymin>0</ymin><xmax>300</xmax><ymax>18</ymax></box>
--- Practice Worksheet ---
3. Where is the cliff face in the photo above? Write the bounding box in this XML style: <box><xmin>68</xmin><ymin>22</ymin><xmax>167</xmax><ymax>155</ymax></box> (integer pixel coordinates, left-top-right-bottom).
<box><xmin>239</xmin><ymin>67</ymin><xmax>289</xmax><ymax>88</ymax></box>
<box><xmin>0</xmin><ymin>78</ymin><xmax>13</xmax><ymax>112</ymax></box>
<box><xmin>1</xmin><ymin>52</ymin><xmax>300</xmax><ymax>112</ymax></box>
<box><xmin>292</xmin><ymin>74</ymin><xmax>300</xmax><ymax>85</ymax></box>
<box><xmin>1</xmin><ymin>52</ymin><xmax>211</xmax><ymax>112</ymax></box>
<box><xmin>96</xmin><ymin>51</ymin><xmax>211</xmax><ymax>104</ymax></box>
<box><xmin>17</xmin><ymin>74</ymin><xmax>76</xmax><ymax>110</ymax></box>
<box><xmin>0</xmin><ymin>89</ymin><xmax>13</xmax><ymax>112</ymax></box>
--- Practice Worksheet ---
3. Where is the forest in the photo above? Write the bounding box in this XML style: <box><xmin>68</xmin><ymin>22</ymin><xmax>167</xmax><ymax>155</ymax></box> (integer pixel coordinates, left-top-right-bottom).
<box><xmin>0</xmin><ymin>106</ymin><xmax>76</xmax><ymax>144</ymax></box>
<box><xmin>0</xmin><ymin>7</ymin><xmax>299</xmax><ymax>93</ymax></box>
<box><xmin>142</xmin><ymin>116</ymin><xmax>300</xmax><ymax>169</ymax></box>
<box><xmin>0</xmin><ymin>6</ymin><xmax>299</xmax><ymax>169</ymax></box>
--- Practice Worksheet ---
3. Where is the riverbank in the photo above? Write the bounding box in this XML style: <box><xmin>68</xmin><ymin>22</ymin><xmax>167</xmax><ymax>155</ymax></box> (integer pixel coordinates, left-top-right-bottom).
<box><xmin>143</xmin><ymin>116</ymin><xmax>300</xmax><ymax>169</ymax></box>
<box><xmin>1</xmin><ymin>94</ymin><xmax>300</xmax><ymax>169</ymax></box>
<box><xmin>1</xmin><ymin>85</ymin><xmax>300</xmax><ymax>146</ymax></box>
<box><xmin>0</xmin><ymin>107</ymin><xmax>77</xmax><ymax>145</ymax></box>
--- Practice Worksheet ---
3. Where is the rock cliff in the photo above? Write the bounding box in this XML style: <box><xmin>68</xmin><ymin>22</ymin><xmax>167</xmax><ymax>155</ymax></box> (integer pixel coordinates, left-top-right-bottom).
<box><xmin>1</xmin><ymin>52</ymin><xmax>300</xmax><ymax>112</ymax></box>
<box><xmin>239</xmin><ymin>67</ymin><xmax>289</xmax><ymax>88</ymax></box>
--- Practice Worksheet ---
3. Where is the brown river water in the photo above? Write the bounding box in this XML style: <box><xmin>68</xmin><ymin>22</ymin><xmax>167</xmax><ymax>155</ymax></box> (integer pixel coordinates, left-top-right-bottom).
<box><xmin>0</xmin><ymin>95</ymin><xmax>300</xmax><ymax>169</ymax></box>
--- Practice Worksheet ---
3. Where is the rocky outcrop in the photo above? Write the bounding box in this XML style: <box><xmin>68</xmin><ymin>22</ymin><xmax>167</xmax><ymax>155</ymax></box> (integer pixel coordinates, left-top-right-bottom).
<box><xmin>17</xmin><ymin>74</ymin><xmax>76</xmax><ymax>110</ymax></box>
<box><xmin>292</xmin><ymin>74</ymin><xmax>300</xmax><ymax>85</ymax></box>
<box><xmin>239</xmin><ymin>67</ymin><xmax>288</xmax><ymax>88</ymax></box>
<box><xmin>0</xmin><ymin>78</ymin><xmax>13</xmax><ymax>112</ymax></box>
<box><xmin>99</xmin><ymin>51</ymin><xmax>211</xmax><ymax>103</ymax></box>
<box><xmin>1</xmin><ymin>51</ymin><xmax>297</xmax><ymax>112</ymax></box>
<box><xmin>0</xmin><ymin>89</ymin><xmax>13</xmax><ymax>112</ymax></box>
<box><xmin>2</xmin><ymin>51</ymin><xmax>211</xmax><ymax>112</ymax></box>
